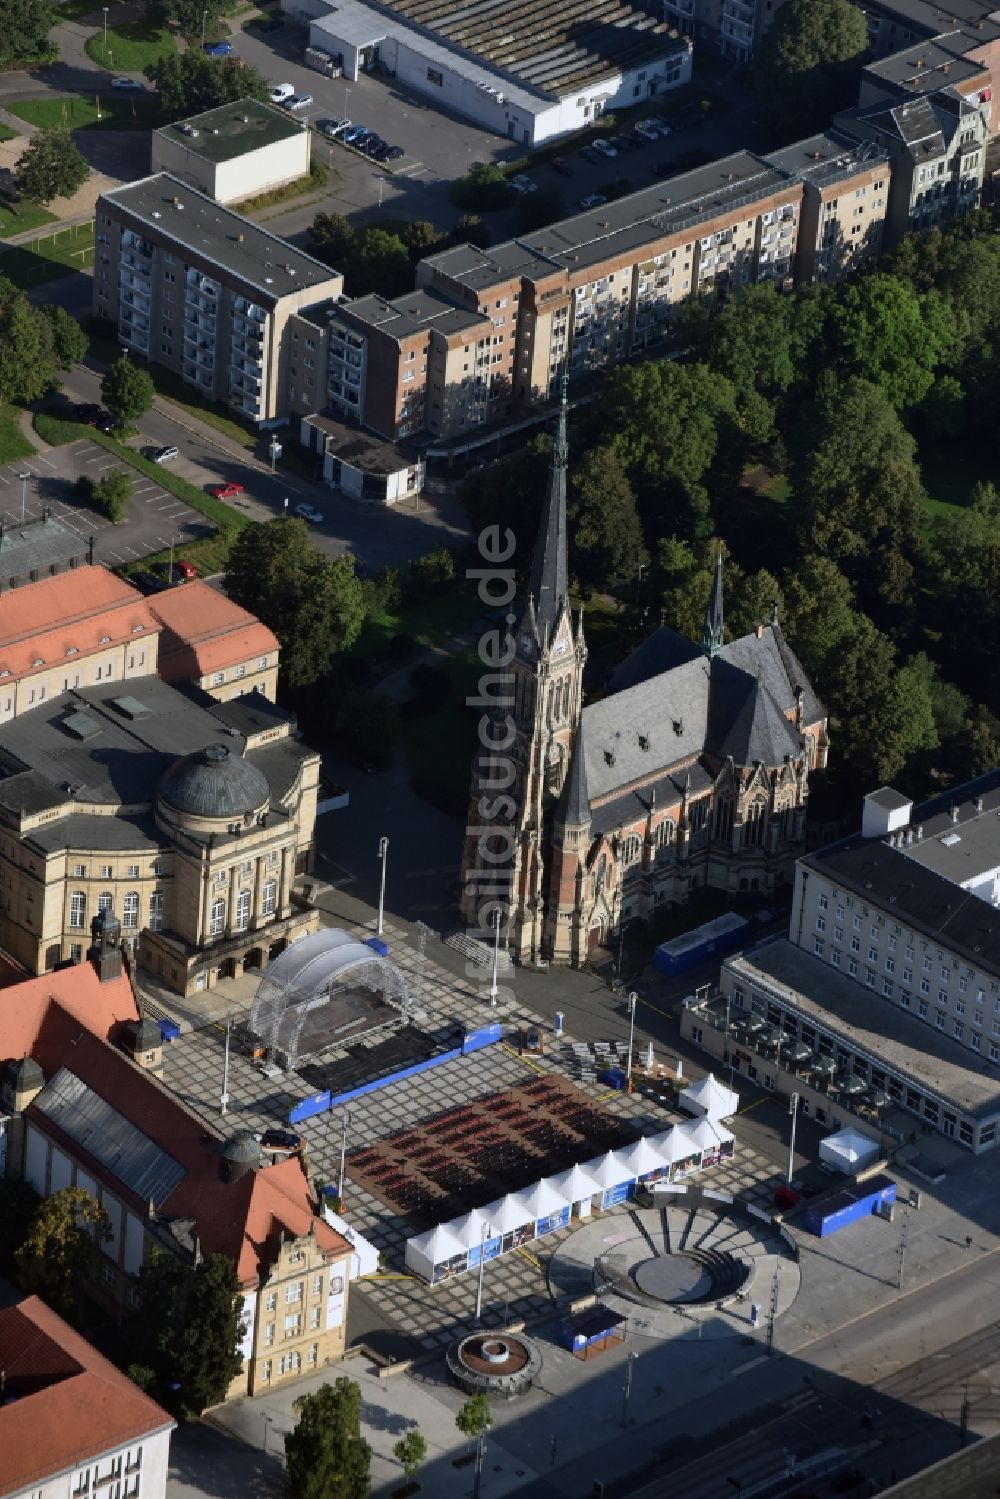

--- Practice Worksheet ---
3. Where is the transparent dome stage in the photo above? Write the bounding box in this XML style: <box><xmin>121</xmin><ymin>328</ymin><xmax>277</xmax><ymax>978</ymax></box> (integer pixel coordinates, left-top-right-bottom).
<box><xmin>249</xmin><ymin>928</ymin><xmax>410</xmax><ymax>1068</ymax></box>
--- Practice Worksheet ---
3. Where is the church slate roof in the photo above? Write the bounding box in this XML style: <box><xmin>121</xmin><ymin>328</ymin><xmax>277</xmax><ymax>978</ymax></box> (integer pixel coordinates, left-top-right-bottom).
<box><xmin>589</xmin><ymin>760</ymin><xmax>715</xmax><ymax>835</ymax></box>
<box><xmin>556</xmin><ymin>724</ymin><xmax>590</xmax><ymax>828</ymax></box>
<box><xmin>528</xmin><ymin>379</ymin><xmax>569</xmax><ymax>637</ymax></box>
<box><xmin>583</xmin><ymin>656</ymin><xmax>711</xmax><ymax>801</ymax></box>
<box><xmin>607</xmin><ymin>628</ymin><xmax>700</xmax><ymax>694</ymax></box>
<box><xmin>708</xmin><ymin>664</ymin><xmax>802</xmax><ymax>766</ymax></box>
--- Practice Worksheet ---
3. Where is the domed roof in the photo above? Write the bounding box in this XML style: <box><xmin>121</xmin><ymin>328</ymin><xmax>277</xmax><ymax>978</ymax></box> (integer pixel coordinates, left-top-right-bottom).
<box><xmin>222</xmin><ymin>1130</ymin><xmax>261</xmax><ymax>1165</ymax></box>
<box><xmin>157</xmin><ymin>743</ymin><xmax>269</xmax><ymax>820</ymax></box>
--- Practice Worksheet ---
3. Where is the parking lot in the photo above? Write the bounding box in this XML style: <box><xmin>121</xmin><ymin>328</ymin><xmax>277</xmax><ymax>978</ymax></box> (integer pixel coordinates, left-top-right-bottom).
<box><xmin>0</xmin><ymin>443</ymin><xmax>212</xmax><ymax>570</ymax></box>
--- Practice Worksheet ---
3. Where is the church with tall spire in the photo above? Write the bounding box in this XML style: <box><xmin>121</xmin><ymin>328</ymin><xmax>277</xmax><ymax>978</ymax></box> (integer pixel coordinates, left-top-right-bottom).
<box><xmin>458</xmin><ymin>385</ymin><xmax>829</xmax><ymax>967</ymax></box>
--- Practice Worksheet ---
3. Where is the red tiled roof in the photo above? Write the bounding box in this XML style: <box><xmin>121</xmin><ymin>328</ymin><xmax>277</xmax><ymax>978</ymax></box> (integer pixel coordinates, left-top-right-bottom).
<box><xmin>26</xmin><ymin>1029</ymin><xmax>352</xmax><ymax>1287</ymax></box>
<box><xmin>148</xmin><ymin>581</ymin><xmax>279</xmax><ymax>682</ymax></box>
<box><xmin>0</xmin><ymin>566</ymin><xmax>157</xmax><ymax>683</ymax></box>
<box><xmin>0</xmin><ymin>962</ymin><xmax>139</xmax><ymax>1069</ymax></box>
<box><xmin>0</xmin><ymin>1297</ymin><xmax>173</xmax><ymax>1494</ymax></box>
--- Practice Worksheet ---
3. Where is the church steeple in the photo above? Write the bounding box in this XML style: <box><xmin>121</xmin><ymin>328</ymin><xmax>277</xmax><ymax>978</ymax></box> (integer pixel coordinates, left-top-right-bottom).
<box><xmin>701</xmin><ymin>551</ymin><xmax>725</xmax><ymax>659</ymax></box>
<box><xmin>529</xmin><ymin>369</ymin><xmax>569</xmax><ymax>636</ymax></box>
<box><xmin>556</xmin><ymin>723</ymin><xmax>590</xmax><ymax>830</ymax></box>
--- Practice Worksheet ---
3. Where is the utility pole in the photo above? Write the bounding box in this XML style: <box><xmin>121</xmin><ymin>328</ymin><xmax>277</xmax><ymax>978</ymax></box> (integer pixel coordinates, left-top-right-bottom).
<box><xmin>625</xmin><ymin>991</ymin><xmax>637</xmax><ymax>1093</ymax></box>
<box><xmin>19</xmin><ymin>472</ymin><xmax>29</xmax><ymax>524</ymax></box>
<box><xmin>786</xmin><ymin>1092</ymin><xmax>799</xmax><ymax>1185</ymax></box>
<box><xmin>376</xmin><ymin>835</ymin><xmax>389</xmax><ymax>937</ymax></box>
<box><xmin>489</xmin><ymin>906</ymin><xmax>502</xmax><ymax>1007</ymax></box>
<box><xmin>220</xmin><ymin>1018</ymin><xmax>231</xmax><ymax>1114</ymax></box>
<box><xmin>474</xmin><ymin>1220</ymin><xmax>494</xmax><ymax>1321</ymax></box>
<box><xmin>766</xmin><ymin>1261</ymin><xmax>781</xmax><ymax>1354</ymax></box>
<box><xmin>896</xmin><ymin>1206</ymin><xmax>910</xmax><ymax>1290</ymax></box>
<box><xmin>336</xmin><ymin>1107</ymin><xmax>351</xmax><ymax>1202</ymax></box>
<box><xmin>620</xmin><ymin>1349</ymin><xmax>637</xmax><ymax>1427</ymax></box>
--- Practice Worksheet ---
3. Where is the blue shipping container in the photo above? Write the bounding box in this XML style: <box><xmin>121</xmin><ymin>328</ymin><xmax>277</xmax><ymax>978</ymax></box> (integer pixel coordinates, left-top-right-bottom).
<box><xmin>804</xmin><ymin>1175</ymin><xmax>896</xmax><ymax>1238</ymax></box>
<box><xmin>653</xmin><ymin>913</ymin><xmax>750</xmax><ymax>976</ymax></box>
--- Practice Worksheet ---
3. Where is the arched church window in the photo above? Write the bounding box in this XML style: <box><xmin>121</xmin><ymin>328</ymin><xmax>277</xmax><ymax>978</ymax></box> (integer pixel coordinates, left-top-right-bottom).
<box><xmin>743</xmin><ymin>799</ymin><xmax>766</xmax><ymax>848</ymax></box>
<box><xmin>714</xmin><ymin>797</ymin><xmax>734</xmax><ymax>842</ymax></box>
<box><xmin>595</xmin><ymin>853</ymin><xmax>607</xmax><ymax>889</ymax></box>
<box><xmin>690</xmin><ymin>800</ymin><xmax>707</xmax><ymax>834</ymax></box>
<box><xmin>655</xmin><ymin>820</ymin><xmax>676</xmax><ymax>860</ymax></box>
<box><xmin>621</xmin><ymin>834</ymin><xmax>642</xmax><ymax>869</ymax></box>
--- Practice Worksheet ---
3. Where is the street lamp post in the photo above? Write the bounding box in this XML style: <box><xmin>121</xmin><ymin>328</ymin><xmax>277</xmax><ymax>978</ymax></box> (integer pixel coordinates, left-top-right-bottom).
<box><xmin>337</xmin><ymin>1107</ymin><xmax>351</xmax><ymax>1201</ymax></box>
<box><xmin>376</xmin><ymin>836</ymin><xmax>389</xmax><ymax>936</ymax></box>
<box><xmin>474</xmin><ymin>1219</ymin><xmax>494</xmax><ymax>1321</ymax></box>
<box><xmin>201</xmin><ymin>7</ymin><xmax>208</xmax><ymax>45</ymax></box>
<box><xmin>376</xmin><ymin>174</ymin><xmax>385</xmax><ymax>207</ymax></box>
<box><xmin>19</xmin><ymin>472</ymin><xmax>29</xmax><ymax>523</ymax></box>
<box><xmin>625</xmin><ymin>991</ymin><xmax>637</xmax><ymax>1093</ymax></box>
<box><xmin>220</xmin><ymin>1018</ymin><xmax>231</xmax><ymax>1115</ymax></box>
<box><xmin>489</xmin><ymin>906</ymin><xmax>502</xmax><ymax>1007</ymax></box>
<box><xmin>261</xmin><ymin>1414</ymin><xmax>273</xmax><ymax>1452</ymax></box>
<box><xmin>102</xmin><ymin>5</ymin><xmax>109</xmax><ymax>57</ymax></box>
<box><xmin>620</xmin><ymin>1350</ymin><xmax>637</xmax><ymax>1427</ymax></box>
<box><xmin>344</xmin><ymin>85</ymin><xmax>351</xmax><ymax>118</ymax></box>
<box><xmin>786</xmin><ymin>1091</ymin><xmax>799</xmax><ymax>1185</ymax></box>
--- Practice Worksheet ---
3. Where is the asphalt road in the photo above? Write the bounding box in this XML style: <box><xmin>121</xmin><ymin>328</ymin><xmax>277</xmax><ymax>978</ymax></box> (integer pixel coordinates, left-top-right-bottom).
<box><xmin>55</xmin><ymin>363</ymin><xmax>471</xmax><ymax>570</ymax></box>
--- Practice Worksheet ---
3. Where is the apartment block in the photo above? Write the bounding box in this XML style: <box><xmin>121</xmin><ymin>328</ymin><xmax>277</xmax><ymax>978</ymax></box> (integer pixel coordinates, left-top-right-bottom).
<box><xmin>836</xmin><ymin>87</ymin><xmax>987</xmax><ymax>243</ymax></box>
<box><xmin>663</xmin><ymin>0</ymin><xmax>791</xmax><ymax>61</ymax></box>
<box><xmin>766</xmin><ymin>129</ymin><xmax>891</xmax><ymax>283</ymax></box>
<box><xmin>854</xmin><ymin>0</ymin><xmax>1000</xmax><ymax>130</ymax></box>
<box><xmin>94</xmin><ymin>174</ymin><xmax>342</xmax><ymax>426</ymax></box>
<box><xmin>421</xmin><ymin>152</ymin><xmax>801</xmax><ymax>406</ymax></box>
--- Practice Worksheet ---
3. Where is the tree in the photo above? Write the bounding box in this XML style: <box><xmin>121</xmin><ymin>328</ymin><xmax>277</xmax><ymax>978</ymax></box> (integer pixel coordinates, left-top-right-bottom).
<box><xmin>460</xmin><ymin>437</ymin><xmax>551</xmax><ymax>572</ymax></box>
<box><xmin>456</xmin><ymin>1393</ymin><xmax>493</xmax><ymax>1447</ymax></box>
<box><xmin>101</xmin><ymin>355</ymin><xmax>155</xmax><ymax>428</ymax></box>
<box><xmin>0</xmin><ymin>277</ymin><xmax>57</xmax><ymax>405</ymax></box>
<box><xmin>41</xmin><ymin>303</ymin><xmax>88</xmax><ymax>370</ymax></box>
<box><xmin>158</xmin><ymin>0</ymin><xmax>226</xmax><ymax>41</ymax></box>
<box><xmin>780</xmin><ymin>553</ymin><xmax>856</xmax><ymax>680</ymax></box>
<box><xmin>828</xmin><ymin>275</ymin><xmax>948</xmax><ymax>412</ymax></box>
<box><xmin>15</xmin><ymin>1187</ymin><xmax>111</xmax><ymax>1320</ymax></box>
<box><xmin>224</xmin><ymin>518</ymin><xmax>366</xmax><ymax>689</ymax></box>
<box><xmin>513</xmin><ymin>186</ymin><xmax>566</xmax><ymax>235</ymax></box>
<box><xmin>569</xmin><ymin>445</ymin><xmax>647</xmax><ymax>595</ymax></box>
<box><xmin>0</xmin><ymin>0</ymin><xmax>57</xmax><ymax>62</ymax></box>
<box><xmin>823</xmin><ymin>615</ymin><xmax>937</xmax><ymax>786</ymax></box>
<box><xmin>94</xmin><ymin>469</ymin><xmax>132</xmax><ymax>523</ymax></box>
<box><xmin>349</xmin><ymin>226</ymin><xmax>411</xmax><ymax>298</ymax></box>
<box><xmin>452</xmin><ymin>213</ymin><xmax>491</xmax><ymax>249</ymax></box>
<box><xmin>145</xmin><ymin>52</ymin><xmax>269</xmax><ymax>121</ymax></box>
<box><xmin>286</xmin><ymin>1378</ymin><xmax>372</xmax><ymax>1499</ymax></box>
<box><xmin>124</xmin><ymin>1249</ymin><xmax>244</xmax><ymax>1416</ymax></box>
<box><xmin>449</xmin><ymin>161</ymin><xmax>509</xmax><ymax>211</ymax></box>
<box><xmin>16</xmin><ymin>127</ymin><xmax>89</xmax><ymax>204</ymax></box>
<box><xmin>752</xmin><ymin>0</ymin><xmax>868</xmax><ymax>143</ymax></box>
<box><xmin>393</xmin><ymin>1430</ymin><xmax>427</xmax><ymax>1485</ymax></box>
<box><xmin>308</xmin><ymin>211</ymin><xmax>355</xmax><ymax>271</ymax></box>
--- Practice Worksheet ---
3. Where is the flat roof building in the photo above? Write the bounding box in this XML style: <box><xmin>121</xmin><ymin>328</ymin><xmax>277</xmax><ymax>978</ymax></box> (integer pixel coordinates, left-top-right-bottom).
<box><xmin>150</xmin><ymin>97</ymin><xmax>312</xmax><ymax>206</ymax></box>
<box><xmin>0</xmin><ymin>511</ymin><xmax>93</xmax><ymax>592</ymax></box>
<box><xmin>303</xmin><ymin>0</ymin><xmax>692</xmax><ymax>144</ymax></box>
<box><xmin>765</xmin><ymin>129</ymin><xmax>891</xmax><ymax>283</ymax></box>
<box><xmin>95</xmin><ymin>174</ymin><xmax>343</xmax><ymax>425</ymax></box>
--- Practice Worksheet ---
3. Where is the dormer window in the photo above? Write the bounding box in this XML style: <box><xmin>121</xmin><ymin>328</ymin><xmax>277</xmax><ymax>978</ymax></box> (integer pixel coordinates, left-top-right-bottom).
<box><xmin>66</xmin><ymin>647</ymin><xmax>78</xmax><ymax>656</ymax></box>
<box><xmin>32</xmin><ymin>659</ymin><xmax>43</xmax><ymax>667</ymax></box>
<box><xmin>100</xmin><ymin>636</ymin><xmax>111</xmax><ymax>645</ymax></box>
<box><xmin>132</xmin><ymin>624</ymin><xmax>144</xmax><ymax>633</ymax></box>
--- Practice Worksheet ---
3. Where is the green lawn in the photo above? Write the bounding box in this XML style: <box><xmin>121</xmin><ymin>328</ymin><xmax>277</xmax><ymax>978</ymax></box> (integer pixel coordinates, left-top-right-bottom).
<box><xmin>920</xmin><ymin>443</ymin><xmax>987</xmax><ymax>518</ymax></box>
<box><xmin>6</xmin><ymin>95</ymin><xmax>158</xmax><ymax>131</ymax></box>
<box><xmin>55</xmin><ymin>0</ymin><xmax>105</xmax><ymax>18</ymax></box>
<box><xmin>0</xmin><ymin>405</ymin><xmax>34</xmax><ymax>463</ymax></box>
<box><xmin>84</xmin><ymin>20</ymin><xmax>177</xmax><ymax>72</ymax></box>
<box><xmin>233</xmin><ymin>162</ymin><xmax>329</xmax><ymax>215</ymax></box>
<box><xmin>120</xmin><ymin>528</ymin><xmax>238</xmax><ymax>579</ymax></box>
<box><xmin>0</xmin><ymin>199</ymin><xmax>56</xmax><ymax>238</ymax></box>
<box><xmin>0</xmin><ymin>123</ymin><xmax>17</xmax><ymax>142</ymax></box>
<box><xmin>0</xmin><ymin>221</ymin><xmax>94</xmax><ymax>289</ymax></box>
<box><xmin>355</xmin><ymin>590</ymin><xmax>484</xmax><ymax>664</ymax></box>
<box><xmin>402</xmin><ymin>654</ymin><xmax>480</xmax><ymax>817</ymax></box>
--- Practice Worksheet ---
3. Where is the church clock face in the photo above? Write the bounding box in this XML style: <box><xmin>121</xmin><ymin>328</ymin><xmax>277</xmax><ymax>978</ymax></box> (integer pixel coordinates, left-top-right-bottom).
<box><xmin>520</xmin><ymin>634</ymin><xmax>535</xmax><ymax>658</ymax></box>
<box><xmin>552</xmin><ymin>637</ymin><xmax>569</xmax><ymax>657</ymax></box>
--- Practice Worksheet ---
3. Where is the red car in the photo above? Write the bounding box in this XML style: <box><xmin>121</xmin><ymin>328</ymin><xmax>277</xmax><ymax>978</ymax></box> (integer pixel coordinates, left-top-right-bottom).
<box><xmin>208</xmin><ymin>481</ymin><xmax>245</xmax><ymax>499</ymax></box>
<box><xmin>173</xmin><ymin>560</ymin><xmax>198</xmax><ymax>580</ymax></box>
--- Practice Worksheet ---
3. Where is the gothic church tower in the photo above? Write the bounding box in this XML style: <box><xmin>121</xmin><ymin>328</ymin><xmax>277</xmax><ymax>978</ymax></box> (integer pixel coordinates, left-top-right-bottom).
<box><xmin>459</xmin><ymin>377</ymin><xmax>586</xmax><ymax>964</ymax></box>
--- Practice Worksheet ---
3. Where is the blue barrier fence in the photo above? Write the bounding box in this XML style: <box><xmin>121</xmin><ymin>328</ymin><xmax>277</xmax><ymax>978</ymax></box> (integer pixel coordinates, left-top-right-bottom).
<box><xmin>287</xmin><ymin>1023</ymin><xmax>504</xmax><ymax>1125</ymax></box>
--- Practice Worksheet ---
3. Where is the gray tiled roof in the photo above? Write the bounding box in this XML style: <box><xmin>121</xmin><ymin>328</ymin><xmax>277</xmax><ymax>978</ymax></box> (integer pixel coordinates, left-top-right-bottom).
<box><xmin>0</xmin><ymin>514</ymin><xmax>89</xmax><ymax>587</ymax></box>
<box><xmin>710</xmin><ymin>668</ymin><xmax>802</xmax><ymax>766</ymax></box>
<box><xmin>589</xmin><ymin>760</ymin><xmax>714</xmax><ymax>834</ymax></box>
<box><xmin>26</xmin><ymin>812</ymin><xmax>161</xmax><ymax>855</ymax></box>
<box><xmin>583</xmin><ymin>656</ymin><xmax>711</xmax><ymax>802</ymax></box>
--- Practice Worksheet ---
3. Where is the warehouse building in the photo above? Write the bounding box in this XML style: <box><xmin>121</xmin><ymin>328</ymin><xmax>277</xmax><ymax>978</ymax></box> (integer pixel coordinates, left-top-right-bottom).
<box><xmin>302</xmin><ymin>0</ymin><xmax>692</xmax><ymax>145</ymax></box>
<box><xmin>150</xmin><ymin>98</ymin><xmax>312</xmax><ymax>207</ymax></box>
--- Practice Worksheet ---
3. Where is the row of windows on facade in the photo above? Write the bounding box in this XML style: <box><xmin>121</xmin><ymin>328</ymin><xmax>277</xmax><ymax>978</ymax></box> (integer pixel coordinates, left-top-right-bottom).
<box><xmin>68</xmin><ymin>880</ymin><xmax>278</xmax><ymax>933</ymax></box>
<box><xmin>730</xmin><ymin>988</ymin><xmax>994</xmax><ymax>1145</ymax></box>
<box><xmin>815</xmin><ymin>890</ymin><xmax>996</xmax><ymax>998</ymax></box>
<box><xmin>613</xmin><ymin>797</ymin><xmax>792</xmax><ymax>870</ymax></box>
<box><xmin>72</xmin><ymin>1449</ymin><xmax>142</xmax><ymax>1497</ymax></box>
<box><xmin>261</xmin><ymin>1345</ymin><xmax>320</xmax><ymax>1380</ymax></box>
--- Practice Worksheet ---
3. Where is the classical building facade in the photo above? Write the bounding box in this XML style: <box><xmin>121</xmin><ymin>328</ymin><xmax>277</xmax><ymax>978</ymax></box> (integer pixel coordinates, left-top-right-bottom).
<box><xmin>459</xmin><ymin>392</ymin><xmax>828</xmax><ymax>965</ymax></box>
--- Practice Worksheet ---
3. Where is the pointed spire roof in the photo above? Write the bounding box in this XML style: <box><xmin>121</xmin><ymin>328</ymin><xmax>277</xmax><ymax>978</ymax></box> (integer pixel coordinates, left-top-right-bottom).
<box><xmin>556</xmin><ymin>725</ymin><xmax>590</xmax><ymax>829</ymax></box>
<box><xmin>701</xmin><ymin>552</ymin><xmax>724</xmax><ymax>659</ymax></box>
<box><xmin>529</xmin><ymin>370</ymin><xmax>569</xmax><ymax>635</ymax></box>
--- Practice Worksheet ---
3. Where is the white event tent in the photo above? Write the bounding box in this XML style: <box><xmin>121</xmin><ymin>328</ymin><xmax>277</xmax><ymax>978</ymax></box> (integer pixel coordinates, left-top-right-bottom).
<box><xmin>818</xmin><ymin>1126</ymin><xmax>879</xmax><ymax>1175</ymax></box>
<box><xmin>405</xmin><ymin>1114</ymin><xmax>740</xmax><ymax>1283</ymax></box>
<box><xmin>679</xmin><ymin>1073</ymin><xmax>740</xmax><ymax>1121</ymax></box>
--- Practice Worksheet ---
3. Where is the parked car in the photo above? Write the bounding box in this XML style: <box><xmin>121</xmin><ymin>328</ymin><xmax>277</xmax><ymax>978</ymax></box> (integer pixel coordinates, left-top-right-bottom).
<box><xmin>510</xmin><ymin>173</ymin><xmax>538</xmax><ymax>194</ymax></box>
<box><xmin>203</xmin><ymin>39</ymin><xmax>232</xmax><ymax>55</ymax></box>
<box><xmin>286</xmin><ymin>93</ymin><xmax>313</xmax><ymax>111</ymax></box>
<box><xmin>651</xmin><ymin>120</ymin><xmax>673</xmax><ymax>137</ymax></box>
<box><xmin>634</xmin><ymin>118</ymin><xmax>660</xmax><ymax>141</ymax></box>
<box><xmin>580</xmin><ymin>145</ymin><xmax>602</xmax><ymax>164</ymax></box>
<box><xmin>381</xmin><ymin>144</ymin><xmax>404</xmax><ymax>160</ymax></box>
<box><xmin>131</xmin><ymin>571</ymin><xmax>170</xmax><ymax>595</ymax></box>
<box><xmin>361</xmin><ymin>135</ymin><xmax>385</xmax><ymax>155</ymax></box>
<box><xmin>151</xmin><ymin>445</ymin><xmax>179</xmax><ymax>464</ymax></box>
<box><xmin>259</xmin><ymin>1128</ymin><xmax>302</xmax><ymax>1151</ymax></box>
<box><xmin>270</xmin><ymin>83</ymin><xmax>295</xmax><ymax>103</ymax></box>
<box><xmin>173</xmin><ymin>559</ymin><xmax>198</xmax><ymax>579</ymax></box>
<box><xmin>74</xmin><ymin>403</ymin><xmax>102</xmax><ymax>425</ymax></box>
<box><xmin>343</xmin><ymin>124</ymin><xmax>366</xmax><ymax>142</ymax></box>
<box><xmin>112</xmin><ymin>77</ymin><xmax>144</xmax><ymax>90</ymax></box>
<box><xmin>608</xmin><ymin>135</ymin><xmax>634</xmax><ymax>153</ymax></box>
<box><xmin>207</xmin><ymin>481</ymin><xmax>244</xmax><ymax>499</ymax></box>
<box><xmin>552</xmin><ymin>155</ymin><xmax>573</xmax><ymax>176</ymax></box>
<box><xmin>579</xmin><ymin>194</ymin><xmax>608</xmax><ymax>209</ymax></box>
<box><xmin>592</xmin><ymin>138</ymin><xmax>618</xmax><ymax>158</ymax></box>
<box><xmin>294</xmin><ymin>503</ymin><xmax>323</xmax><ymax>523</ymax></box>
<box><xmin>317</xmin><ymin>116</ymin><xmax>350</xmax><ymax>137</ymax></box>
<box><xmin>97</xmin><ymin>413</ymin><xmax>118</xmax><ymax>433</ymax></box>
